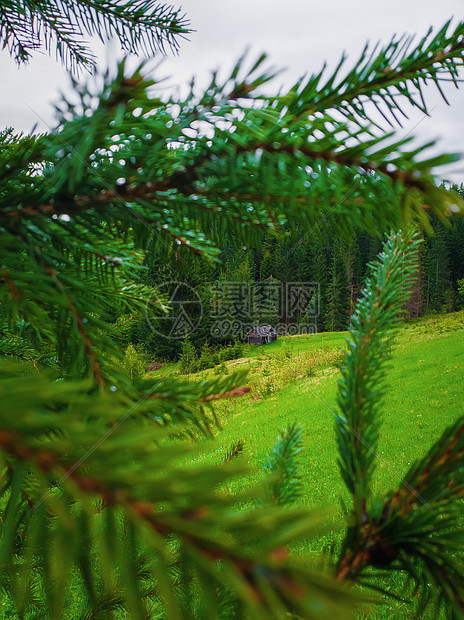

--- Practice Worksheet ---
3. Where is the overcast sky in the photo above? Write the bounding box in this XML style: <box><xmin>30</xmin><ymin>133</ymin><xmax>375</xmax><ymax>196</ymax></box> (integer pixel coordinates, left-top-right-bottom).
<box><xmin>1</xmin><ymin>1</ymin><xmax>464</xmax><ymax>181</ymax></box>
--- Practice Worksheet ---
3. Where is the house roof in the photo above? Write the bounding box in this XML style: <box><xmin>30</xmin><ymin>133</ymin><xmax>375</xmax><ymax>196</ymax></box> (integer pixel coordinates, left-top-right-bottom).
<box><xmin>247</xmin><ymin>325</ymin><xmax>278</xmax><ymax>336</ymax></box>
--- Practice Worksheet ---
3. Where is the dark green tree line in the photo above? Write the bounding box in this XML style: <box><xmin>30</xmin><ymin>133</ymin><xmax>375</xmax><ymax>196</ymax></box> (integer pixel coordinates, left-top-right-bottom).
<box><xmin>129</xmin><ymin>208</ymin><xmax>464</xmax><ymax>361</ymax></box>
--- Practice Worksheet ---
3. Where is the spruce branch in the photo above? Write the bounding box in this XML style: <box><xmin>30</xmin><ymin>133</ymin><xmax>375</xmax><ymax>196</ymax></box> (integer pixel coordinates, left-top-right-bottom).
<box><xmin>1</xmin><ymin>20</ymin><xmax>464</xmax><ymax>616</ymax></box>
<box><xmin>222</xmin><ymin>439</ymin><xmax>245</xmax><ymax>464</ymax></box>
<box><xmin>2</xmin><ymin>52</ymin><xmax>462</xmax><ymax>388</ymax></box>
<box><xmin>332</xmin><ymin>230</ymin><xmax>464</xmax><ymax>616</ymax></box>
<box><xmin>0</xmin><ymin>365</ymin><xmax>354</xmax><ymax>618</ymax></box>
<box><xmin>0</xmin><ymin>0</ymin><xmax>190</xmax><ymax>71</ymax></box>
<box><xmin>263</xmin><ymin>423</ymin><xmax>304</xmax><ymax>505</ymax></box>
<box><xmin>393</xmin><ymin>415</ymin><xmax>464</xmax><ymax>510</ymax></box>
<box><xmin>335</xmin><ymin>229</ymin><xmax>421</xmax><ymax>511</ymax></box>
<box><xmin>284</xmin><ymin>19</ymin><xmax>464</xmax><ymax>128</ymax></box>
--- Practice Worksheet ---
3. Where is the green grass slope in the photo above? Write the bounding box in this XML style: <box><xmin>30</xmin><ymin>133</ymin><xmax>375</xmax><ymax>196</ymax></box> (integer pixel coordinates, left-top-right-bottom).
<box><xmin>193</xmin><ymin>311</ymin><xmax>464</xmax><ymax>618</ymax></box>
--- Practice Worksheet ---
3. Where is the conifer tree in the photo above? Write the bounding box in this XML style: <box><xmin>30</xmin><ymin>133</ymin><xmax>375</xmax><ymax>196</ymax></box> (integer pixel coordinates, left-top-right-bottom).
<box><xmin>326</xmin><ymin>240</ymin><xmax>350</xmax><ymax>331</ymax></box>
<box><xmin>406</xmin><ymin>240</ymin><xmax>425</xmax><ymax>319</ymax></box>
<box><xmin>424</xmin><ymin>224</ymin><xmax>453</xmax><ymax>311</ymax></box>
<box><xmin>259</xmin><ymin>234</ymin><xmax>276</xmax><ymax>281</ymax></box>
<box><xmin>2</xmin><ymin>8</ymin><xmax>464</xmax><ymax>618</ymax></box>
<box><xmin>307</xmin><ymin>239</ymin><xmax>330</xmax><ymax>333</ymax></box>
<box><xmin>447</xmin><ymin>194</ymin><xmax>464</xmax><ymax>287</ymax></box>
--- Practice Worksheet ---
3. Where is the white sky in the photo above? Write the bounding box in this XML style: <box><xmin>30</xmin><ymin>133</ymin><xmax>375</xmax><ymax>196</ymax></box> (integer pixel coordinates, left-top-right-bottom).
<box><xmin>1</xmin><ymin>1</ymin><xmax>464</xmax><ymax>180</ymax></box>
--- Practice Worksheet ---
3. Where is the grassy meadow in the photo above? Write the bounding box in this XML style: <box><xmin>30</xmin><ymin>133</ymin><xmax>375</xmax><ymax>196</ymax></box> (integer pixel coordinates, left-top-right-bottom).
<box><xmin>1</xmin><ymin>312</ymin><xmax>461</xmax><ymax>619</ymax></box>
<box><xmin>150</xmin><ymin>311</ymin><xmax>464</xmax><ymax>618</ymax></box>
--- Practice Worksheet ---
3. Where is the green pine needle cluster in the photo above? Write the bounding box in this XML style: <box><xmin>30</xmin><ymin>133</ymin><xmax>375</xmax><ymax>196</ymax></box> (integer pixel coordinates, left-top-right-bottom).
<box><xmin>0</xmin><ymin>363</ymin><xmax>356</xmax><ymax>618</ymax></box>
<box><xmin>2</xmin><ymin>7</ymin><xmax>464</xmax><ymax>617</ymax></box>
<box><xmin>263</xmin><ymin>423</ymin><xmax>304</xmax><ymax>505</ymax></box>
<box><xmin>222</xmin><ymin>439</ymin><xmax>246</xmax><ymax>464</ymax></box>
<box><xmin>0</xmin><ymin>0</ymin><xmax>189</xmax><ymax>70</ymax></box>
<box><xmin>335</xmin><ymin>228</ymin><xmax>422</xmax><ymax>506</ymax></box>
<box><xmin>335</xmin><ymin>230</ymin><xmax>464</xmax><ymax>617</ymax></box>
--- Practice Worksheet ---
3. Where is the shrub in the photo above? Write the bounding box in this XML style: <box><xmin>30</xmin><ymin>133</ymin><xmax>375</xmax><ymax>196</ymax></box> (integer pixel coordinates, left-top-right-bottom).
<box><xmin>178</xmin><ymin>338</ymin><xmax>199</xmax><ymax>374</ymax></box>
<box><xmin>122</xmin><ymin>344</ymin><xmax>148</xmax><ymax>380</ymax></box>
<box><xmin>213</xmin><ymin>362</ymin><xmax>228</xmax><ymax>376</ymax></box>
<box><xmin>232</xmin><ymin>338</ymin><xmax>245</xmax><ymax>358</ymax></box>
<box><xmin>198</xmin><ymin>343</ymin><xmax>215</xmax><ymax>370</ymax></box>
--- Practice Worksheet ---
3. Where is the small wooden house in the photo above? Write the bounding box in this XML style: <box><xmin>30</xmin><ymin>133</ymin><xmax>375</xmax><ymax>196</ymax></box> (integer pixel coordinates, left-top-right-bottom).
<box><xmin>247</xmin><ymin>325</ymin><xmax>278</xmax><ymax>345</ymax></box>
<box><xmin>147</xmin><ymin>360</ymin><xmax>162</xmax><ymax>372</ymax></box>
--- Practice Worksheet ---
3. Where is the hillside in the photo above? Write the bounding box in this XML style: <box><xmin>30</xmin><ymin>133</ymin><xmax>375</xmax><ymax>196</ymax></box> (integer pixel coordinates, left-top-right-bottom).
<box><xmin>161</xmin><ymin>311</ymin><xmax>464</xmax><ymax>618</ymax></box>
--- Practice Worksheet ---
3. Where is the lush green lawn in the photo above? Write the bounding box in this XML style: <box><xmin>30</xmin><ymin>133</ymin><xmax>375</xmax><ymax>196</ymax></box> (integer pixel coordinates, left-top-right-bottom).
<box><xmin>191</xmin><ymin>311</ymin><xmax>464</xmax><ymax>618</ymax></box>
